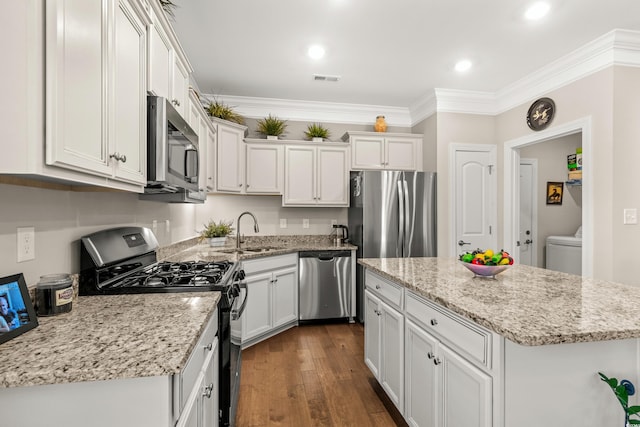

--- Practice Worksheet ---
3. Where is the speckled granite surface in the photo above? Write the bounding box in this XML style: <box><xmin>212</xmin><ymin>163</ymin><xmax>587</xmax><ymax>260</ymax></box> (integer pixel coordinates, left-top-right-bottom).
<box><xmin>161</xmin><ymin>235</ymin><xmax>357</xmax><ymax>263</ymax></box>
<box><xmin>0</xmin><ymin>292</ymin><xmax>220</xmax><ymax>388</ymax></box>
<box><xmin>360</xmin><ymin>257</ymin><xmax>640</xmax><ymax>346</ymax></box>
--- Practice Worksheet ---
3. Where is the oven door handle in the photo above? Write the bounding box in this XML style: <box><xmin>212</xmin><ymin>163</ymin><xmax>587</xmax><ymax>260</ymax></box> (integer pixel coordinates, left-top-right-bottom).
<box><xmin>231</xmin><ymin>281</ymin><xmax>248</xmax><ymax>321</ymax></box>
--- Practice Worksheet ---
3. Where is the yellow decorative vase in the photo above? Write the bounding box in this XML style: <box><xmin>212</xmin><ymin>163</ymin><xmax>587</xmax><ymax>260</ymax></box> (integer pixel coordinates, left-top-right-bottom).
<box><xmin>374</xmin><ymin>115</ymin><xmax>387</xmax><ymax>133</ymax></box>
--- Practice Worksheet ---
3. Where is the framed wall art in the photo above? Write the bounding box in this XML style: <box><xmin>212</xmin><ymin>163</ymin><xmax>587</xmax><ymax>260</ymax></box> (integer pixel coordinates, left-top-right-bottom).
<box><xmin>546</xmin><ymin>181</ymin><xmax>564</xmax><ymax>205</ymax></box>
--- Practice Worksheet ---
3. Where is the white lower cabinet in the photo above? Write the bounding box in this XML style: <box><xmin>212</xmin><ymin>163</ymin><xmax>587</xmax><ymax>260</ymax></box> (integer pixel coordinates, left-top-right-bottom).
<box><xmin>405</xmin><ymin>319</ymin><xmax>492</xmax><ymax>427</ymax></box>
<box><xmin>241</xmin><ymin>254</ymin><xmax>298</xmax><ymax>347</ymax></box>
<box><xmin>364</xmin><ymin>288</ymin><xmax>404</xmax><ymax>412</ymax></box>
<box><xmin>178</xmin><ymin>340</ymin><xmax>220</xmax><ymax>427</ymax></box>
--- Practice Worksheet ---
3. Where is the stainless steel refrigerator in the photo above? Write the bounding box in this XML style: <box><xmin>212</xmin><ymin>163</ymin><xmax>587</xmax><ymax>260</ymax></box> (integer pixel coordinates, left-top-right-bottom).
<box><xmin>348</xmin><ymin>170</ymin><xmax>437</xmax><ymax>322</ymax></box>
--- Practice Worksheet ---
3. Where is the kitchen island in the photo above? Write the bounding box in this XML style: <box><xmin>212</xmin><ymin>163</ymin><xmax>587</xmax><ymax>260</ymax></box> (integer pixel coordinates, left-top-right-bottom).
<box><xmin>0</xmin><ymin>292</ymin><xmax>220</xmax><ymax>426</ymax></box>
<box><xmin>359</xmin><ymin>257</ymin><xmax>640</xmax><ymax>427</ymax></box>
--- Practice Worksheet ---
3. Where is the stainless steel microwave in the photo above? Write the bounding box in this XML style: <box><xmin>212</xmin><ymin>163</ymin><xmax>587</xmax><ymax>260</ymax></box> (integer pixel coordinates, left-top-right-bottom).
<box><xmin>141</xmin><ymin>96</ymin><xmax>205</xmax><ymax>203</ymax></box>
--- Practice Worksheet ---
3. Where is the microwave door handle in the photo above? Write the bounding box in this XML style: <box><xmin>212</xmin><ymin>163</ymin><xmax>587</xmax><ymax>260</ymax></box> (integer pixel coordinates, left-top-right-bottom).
<box><xmin>185</xmin><ymin>148</ymin><xmax>198</xmax><ymax>180</ymax></box>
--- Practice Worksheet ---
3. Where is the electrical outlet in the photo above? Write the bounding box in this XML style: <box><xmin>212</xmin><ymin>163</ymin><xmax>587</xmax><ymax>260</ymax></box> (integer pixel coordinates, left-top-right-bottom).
<box><xmin>17</xmin><ymin>227</ymin><xmax>35</xmax><ymax>262</ymax></box>
<box><xmin>624</xmin><ymin>208</ymin><xmax>638</xmax><ymax>225</ymax></box>
<box><xmin>302</xmin><ymin>219</ymin><xmax>310</xmax><ymax>229</ymax></box>
<box><xmin>331</xmin><ymin>219</ymin><xmax>338</xmax><ymax>226</ymax></box>
<box><xmin>280</xmin><ymin>218</ymin><xmax>287</xmax><ymax>228</ymax></box>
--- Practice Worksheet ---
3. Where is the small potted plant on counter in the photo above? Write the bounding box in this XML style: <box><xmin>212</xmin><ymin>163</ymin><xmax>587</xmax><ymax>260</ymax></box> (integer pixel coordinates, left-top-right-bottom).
<box><xmin>305</xmin><ymin>123</ymin><xmax>330</xmax><ymax>142</ymax></box>
<box><xmin>200</xmin><ymin>220</ymin><xmax>234</xmax><ymax>247</ymax></box>
<box><xmin>256</xmin><ymin>114</ymin><xmax>287</xmax><ymax>140</ymax></box>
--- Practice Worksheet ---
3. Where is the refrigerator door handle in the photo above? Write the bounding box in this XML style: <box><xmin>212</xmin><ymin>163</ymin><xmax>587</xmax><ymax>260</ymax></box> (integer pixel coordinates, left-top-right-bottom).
<box><xmin>403</xmin><ymin>179</ymin><xmax>411</xmax><ymax>257</ymax></box>
<box><xmin>397</xmin><ymin>179</ymin><xmax>404</xmax><ymax>258</ymax></box>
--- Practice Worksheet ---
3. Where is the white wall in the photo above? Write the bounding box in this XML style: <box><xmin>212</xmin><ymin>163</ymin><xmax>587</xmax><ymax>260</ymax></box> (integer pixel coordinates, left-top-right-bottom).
<box><xmin>520</xmin><ymin>134</ymin><xmax>582</xmax><ymax>267</ymax></box>
<box><xmin>0</xmin><ymin>183</ymin><xmax>198</xmax><ymax>286</ymax></box>
<box><xmin>195</xmin><ymin>194</ymin><xmax>347</xmax><ymax>237</ymax></box>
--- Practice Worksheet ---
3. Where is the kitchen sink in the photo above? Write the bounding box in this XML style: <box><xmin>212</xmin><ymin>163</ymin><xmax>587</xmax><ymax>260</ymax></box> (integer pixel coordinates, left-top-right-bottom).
<box><xmin>215</xmin><ymin>246</ymin><xmax>280</xmax><ymax>254</ymax></box>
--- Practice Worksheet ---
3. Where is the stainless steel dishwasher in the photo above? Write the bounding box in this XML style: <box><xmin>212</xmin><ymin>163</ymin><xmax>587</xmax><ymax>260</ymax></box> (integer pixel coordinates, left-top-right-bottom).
<box><xmin>299</xmin><ymin>251</ymin><xmax>352</xmax><ymax>321</ymax></box>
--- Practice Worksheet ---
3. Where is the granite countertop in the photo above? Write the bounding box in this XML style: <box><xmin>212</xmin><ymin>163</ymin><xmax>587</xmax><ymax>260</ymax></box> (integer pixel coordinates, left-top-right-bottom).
<box><xmin>160</xmin><ymin>235</ymin><xmax>357</xmax><ymax>263</ymax></box>
<box><xmin>0</xmin><ymin>292</ymin><xmax>220</xmax><ymax>388</ymax></box>
<box><xmin>359</xmin><ymin>257</ymin><xmax>640</xmax><ymax>346</ymax></box>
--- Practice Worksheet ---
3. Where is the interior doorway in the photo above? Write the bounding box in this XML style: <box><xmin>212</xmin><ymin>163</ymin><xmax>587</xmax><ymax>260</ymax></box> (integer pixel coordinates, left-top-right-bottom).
<box><xmin>518</xmin><ymin>159</ymin><xmax>537</xmax><ymax>267</ymax></box>
<box><xmin>503</xmin><ymin>117</ymin><xmax>592</xmax><ymax>277</ymax></box>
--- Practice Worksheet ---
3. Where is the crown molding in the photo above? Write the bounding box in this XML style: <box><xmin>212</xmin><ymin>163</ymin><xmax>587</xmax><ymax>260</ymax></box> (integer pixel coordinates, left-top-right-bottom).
<box><xmin>201</xmin><ymin>94</ymin><xmax>413</xmax><ymax>127</ymax></box>
<box><xmin>201</xmin><ymin>29</ymin><xmax>640</xmax><ymax>126</ymax></box>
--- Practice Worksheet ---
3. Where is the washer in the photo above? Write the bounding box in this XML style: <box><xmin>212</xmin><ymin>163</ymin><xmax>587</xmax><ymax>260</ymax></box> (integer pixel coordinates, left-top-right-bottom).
<box><xmin>546</xmin><ymin>235</ymin><xmax>582</xmax><ymax>275</ymax></box>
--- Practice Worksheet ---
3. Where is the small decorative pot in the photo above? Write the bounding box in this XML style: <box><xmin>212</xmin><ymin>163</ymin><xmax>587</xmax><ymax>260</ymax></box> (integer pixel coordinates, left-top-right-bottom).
<box><xmin>266</xmin><ymin>135</ymin><xmax>279</xmax><ymax>140</ymax></box>
<box><xmin>312</xmin><ymin>137</ymin><xmax>323</xmax><ymax>142</ymax></box>
<box><xmin>207</xmin><ymin>237</ymin><xmax>227</xmax><ymax>247</ymax></box>
<box><xmin>374</xmin><ymin>115</ymin><xmax>387</xmax><ymax>132</ymax></box>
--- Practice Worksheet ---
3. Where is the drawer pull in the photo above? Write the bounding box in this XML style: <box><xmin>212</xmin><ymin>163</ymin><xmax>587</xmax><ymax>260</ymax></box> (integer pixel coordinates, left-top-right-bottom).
<box><xmin>203</xmin><ymin>384</ymin><xmax>214</xmax><ymax>399</ymax></box>
<box><xmin>427</xmin><ymin>352</ymin><xmax>434</xmax><ymax>359</ymax></box>
<box><xmin>433</xmin><ymin>357</ymin><xmax>442</xmax><ymax>366</ymax></box>
<box><xmin>374</xmin><ymin>309</ymin><xmax>382</xmax><ymax>316</ymax></box>
<box><xmin>430</xmin><ymin>318</ymin><xmax>438</xmax><ymax>326</ymax></box>
<box><xmin>375</xmin><ymin>284</ymin><xmax>381</xmax><ymax>290</ymax></box>
<box><xmin>204</xmin><ymin>342</ymin><xmax>213</xmax><ymax>351</ymax></box>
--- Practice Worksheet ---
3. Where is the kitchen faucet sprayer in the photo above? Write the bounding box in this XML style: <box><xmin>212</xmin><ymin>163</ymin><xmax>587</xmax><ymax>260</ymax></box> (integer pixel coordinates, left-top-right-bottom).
<box><xmin>236</xmin><ymin>211</ymin><xmax>260</xmax><ymax>250</ymax></box>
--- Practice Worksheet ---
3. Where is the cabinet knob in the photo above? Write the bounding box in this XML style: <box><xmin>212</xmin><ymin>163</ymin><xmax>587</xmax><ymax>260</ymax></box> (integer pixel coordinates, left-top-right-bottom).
<box><xmin>109</xmin><ymin>152</ymin><xmax>126</xmax><ymax>163</ymax></box>
<box><xmin>374</xmin><ymin>309</ymin><xmax>381</xmax><ymax>316</ymax></box>
<box><xmin>246</xmin><ymin>184</ymin><xmax>250</xmax><ymax>188</ymax></box>
<box><xmin>375</xmin><ymin>284</ymin><xmax>381</xmax><ymax>290</ymax></box>
<box><xmin>204</xmin><ymin>342</ymin><xmax>213</xmax><ymax>351</ymax></box>
<box><xmin>427</xmin><ymin>351</ymin><xmax>434</xmax><ymax>359</ymax></box>
<box><xmin>433</xmin><ymin>357</ymin><xmax>442</xmax><ymax>366</ymax></box>
<box><xmin>203</xmin><ymin>384</ymin><xmax>213</xmax><ymax>399</ymax></box>
<box><xmin>171</xmin><ymin>99</ymin><xmax>180</xmax><ymax>107</ymax></box>
<box><xmin>239</xmin><ymin>183</ymin><xmax>243</xmax><ymax>187</ymax></box>
<box><xmin>430</xmin><ymin>318</ymin><xmax>438</xmax><ymax>326</ymax></box>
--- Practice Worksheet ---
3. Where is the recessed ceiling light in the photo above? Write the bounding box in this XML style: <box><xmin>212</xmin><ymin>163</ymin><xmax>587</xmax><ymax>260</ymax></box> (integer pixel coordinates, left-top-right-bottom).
<box><xmin>525</xmin><ymin>2</ymin><xmax>550</xmax><ymax>20</ymax></box>
<box><xmin>307</xmin><ymin>45</ymin><xmax>325</xmax><ymax>60</ymax></box>
<box><xmin>454</xmin><ymin>60</ymin><xmax>472</xmax><ymax>73</ymax></box>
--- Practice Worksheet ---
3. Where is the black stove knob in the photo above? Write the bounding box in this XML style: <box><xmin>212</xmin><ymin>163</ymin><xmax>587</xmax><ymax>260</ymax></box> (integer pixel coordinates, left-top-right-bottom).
<box><xmin>235</xmin><ymin>270</ymin><xmax>245</xmax><ymax>281</ymax></box>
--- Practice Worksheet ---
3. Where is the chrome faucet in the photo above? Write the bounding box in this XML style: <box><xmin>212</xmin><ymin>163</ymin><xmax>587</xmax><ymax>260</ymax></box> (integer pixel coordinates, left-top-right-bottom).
<box><xmin>236</xmin><ymin>211</ymin><xmax>260</xmax><ymax>250</ymax></box>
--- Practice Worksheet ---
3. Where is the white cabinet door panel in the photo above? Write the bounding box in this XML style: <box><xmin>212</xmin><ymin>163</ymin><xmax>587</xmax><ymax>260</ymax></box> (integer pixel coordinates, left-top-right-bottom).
<box><xmin>148</xmin><ymin>8</ymin><xmax>171</xmax><ymax>99</ymax></box>
<box><xmin>351</xmin><ymin>136</ymin><xmax>385</xmax><ymax>170</ymax></box>
<box><xmin>386</xmin><ymin>137</ymin><xmax>419</xmax><ymax>171</ymax></box>
<box><xmin>246</xmin><ymin>144</ymin><xmax>282</xmax><ymax>194</ymax></box>
<box><xmin>284</xmin><ymin>145</ymin><xmax>316</xmax><ymax>205</ymax></box>
<box><xmin>405</xmin><ymin>320</ymin><xmax>438</xmax><ymax>427</ymax></box>
<box><xmin>216</xmin><ymin>124</ymin><xmax>245</xmax><ymax>192</ymax></box>
<box><xmin>364</xmin><ymin>290</ymin><xmax>381</xmax><ymax>379</ymax></box>
<box><xmin>317</xmin><ymin>147</ymin><xmax>348</xmax><ymax>205</ymax></box>
<box><xmin>272</xmin><ymin>266</ymin><xmax>297</xmax><ymax>328</ymax></box>
<box><xmin>380</xmin><ymin>300</ymin><xmax>404</xmax><ymax>412</ymax></box>
<box><xmin>242</xmin><ymin>271</ymin><xmax>272</xmax><ymax>342</ymax></box>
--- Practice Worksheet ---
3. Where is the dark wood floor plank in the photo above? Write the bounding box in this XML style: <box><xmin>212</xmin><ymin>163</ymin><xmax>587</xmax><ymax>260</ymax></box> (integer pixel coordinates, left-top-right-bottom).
<box><xmin>235</xmin><ymin>323</ymin><xmax>407</xmax><ymax>427</ymax></box>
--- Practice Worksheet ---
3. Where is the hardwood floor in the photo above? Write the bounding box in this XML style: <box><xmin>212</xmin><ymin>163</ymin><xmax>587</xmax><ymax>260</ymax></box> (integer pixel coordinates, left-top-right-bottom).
<box><xmin>235</xmin><ymin>322</ymin><xmax>408</xmax><ymax>427</ymax></box>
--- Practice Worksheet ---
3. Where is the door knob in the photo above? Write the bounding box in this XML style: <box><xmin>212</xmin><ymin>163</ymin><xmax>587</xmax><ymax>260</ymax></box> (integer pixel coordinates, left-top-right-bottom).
<box><xmin>525</xmin><ymin>239</ymin><xmax>533</xmax><ymax>244</ymax></box>
<box><xmin>458</xmin><ymin>240</ymin><xmax>471</xmax><ymax>246</ymax></box>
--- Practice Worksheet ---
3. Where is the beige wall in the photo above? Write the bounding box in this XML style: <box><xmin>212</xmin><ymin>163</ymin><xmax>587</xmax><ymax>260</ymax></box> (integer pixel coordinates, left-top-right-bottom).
<box><xmin>435</xmin><ymin>113</ymin><xmax>497</xmax><ymax>256</ymax></box>
<box><xmin>412</xmin><ymin>114</ymin><xmax>437</xmax><ymax>172</ymax></box>
<box><xmin>520</xmin><ymin>134</ymin><xmax>582</xmax><ymax>267</ymax></box>
<box><xmin>496</xmin><ymin>68</ymin><xmax>616</xmax><ymax>280</ymax></box>
<box><xmin>612</xmin><ymin>66</ymin><xmax>640</xmax><ymax>284</ymax></box>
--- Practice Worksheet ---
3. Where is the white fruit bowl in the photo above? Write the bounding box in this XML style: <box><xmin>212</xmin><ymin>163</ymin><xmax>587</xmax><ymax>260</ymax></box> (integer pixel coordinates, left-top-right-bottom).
<box><xmin>458</xmin><ymin>261</ymin><xmax>510</xmax><ymax>278</ymax></box>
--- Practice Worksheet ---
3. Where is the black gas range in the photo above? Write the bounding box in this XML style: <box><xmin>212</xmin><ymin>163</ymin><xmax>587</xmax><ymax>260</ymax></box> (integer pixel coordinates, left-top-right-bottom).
<box><xmin>79</xmin><ymin>226</ymin><xmax>246</xmax><ymax>427</ymax></box>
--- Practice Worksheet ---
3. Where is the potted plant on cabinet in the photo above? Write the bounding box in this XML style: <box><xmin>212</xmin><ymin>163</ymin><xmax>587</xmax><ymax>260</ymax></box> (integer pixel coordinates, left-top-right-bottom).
<box><xmin>206</xmin><ymin>99</ymin><xmax>245</xmax><ymax>125</ymax></box>
<box><xmin>256</xmin><ymin>114</ymin><xmax>287</xmax><ymax>140</ymax></box>
<box><xmin>304</xmin><ymin>123</ymin><xmax>330</xmax><ymax>142</ymax></box>
<box><xmin>200</xmin><ymin>220</ymin><xmax>234</xmax><ymax>247</ymax></box>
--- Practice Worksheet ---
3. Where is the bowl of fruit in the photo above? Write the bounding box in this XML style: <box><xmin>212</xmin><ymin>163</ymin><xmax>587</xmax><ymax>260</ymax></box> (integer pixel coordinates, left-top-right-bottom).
<box><xmin>458</xmin><ymin>249</ymin><xmax>513</xmax><ymax>278</ymax></box>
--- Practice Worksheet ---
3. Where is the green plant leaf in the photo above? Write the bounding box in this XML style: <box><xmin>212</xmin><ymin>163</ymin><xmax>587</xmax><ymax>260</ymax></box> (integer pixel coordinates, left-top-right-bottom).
<box><xmin>628</xmin><ymin>420</ymin><xmax>640</xmax><ymax>425</ymax></box>
<box><xmin>628</xmin><ymin>406</ymin><xmax>640</xmax><ymax>415</ymax></box>
<box><xmin>256</xmin><ymin>114</ymin><xmax>287</xmax><ymax>136</ymax></box>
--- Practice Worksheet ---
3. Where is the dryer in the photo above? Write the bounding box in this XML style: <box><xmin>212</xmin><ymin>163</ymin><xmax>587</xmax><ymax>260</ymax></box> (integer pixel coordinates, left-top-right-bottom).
<box><xmin>545</xmin><ymin>235</ymin><xmax>582</xmax><ymax>275</ymax></box>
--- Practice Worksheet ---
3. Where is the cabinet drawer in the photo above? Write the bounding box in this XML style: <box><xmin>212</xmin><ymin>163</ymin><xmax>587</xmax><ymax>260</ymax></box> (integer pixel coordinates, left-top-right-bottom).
<box><xmin>406</xmin><ymin>292</ymin><xmax>491</xmax><ymax>368</ymax></box>
<box><xmin>176</xmin><ymin>310</ymin><xmax>218</xmax><ymax>414</ymax></box>
<box><xmin>365</xmin><ymin>270</ymin><xmax>403</xmax><ymax>310</ymax></box>
<box><xmin>242</xmin><ymin>253</ymin><xmax>297</xmax><ymax>274</ymax></box>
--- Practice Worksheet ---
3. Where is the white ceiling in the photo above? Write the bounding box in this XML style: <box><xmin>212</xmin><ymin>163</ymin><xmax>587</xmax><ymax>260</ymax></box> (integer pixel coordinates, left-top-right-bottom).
<box><xmin>170</xmin><ymin>0</ymin><xmax>640</xmax><ymax>109</ymax></box>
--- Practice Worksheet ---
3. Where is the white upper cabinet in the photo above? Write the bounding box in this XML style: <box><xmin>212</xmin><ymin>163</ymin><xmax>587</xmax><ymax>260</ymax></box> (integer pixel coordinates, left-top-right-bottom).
<box><xmin>283</xmin><ymin>143</ymin><xmax>349</xmax><ymax>207</ymax></box>
<box><xmin>245</xmin><ymin>142</ymin><xmax>283</xmax><ymax>194</ymax></box>
<box><xmin>187</xmin><ymin>90</ymin><xmax>209</xmax><ymax>199</ymax></box>
<box><xmin>213</xmin><ymin>118</ymin><xmax>248</xmax><ymax>193</ymax></box>
<box><xmin>343</xmin><ymin>131</ymin><xmax>423</xmax><ymax>171</ymax></box>
<box><xmin>46</xmin><ymin>0</ymin><xmax>148</xmax><ymax>187</ymax></box>
<box><xmin>147</xmin><ymin>0</ymin><xmax>192</xmax><ymax>121</ymax></box>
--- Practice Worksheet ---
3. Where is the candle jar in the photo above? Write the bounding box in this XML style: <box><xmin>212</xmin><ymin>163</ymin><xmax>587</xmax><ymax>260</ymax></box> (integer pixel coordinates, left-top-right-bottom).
<box><xmin>374</xmin><ymin>115</ymin><xmax>387</xmax><ymax>132</ymax></box>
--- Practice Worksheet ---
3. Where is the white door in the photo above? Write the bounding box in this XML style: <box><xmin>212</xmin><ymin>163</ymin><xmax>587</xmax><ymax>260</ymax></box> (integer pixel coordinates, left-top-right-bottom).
<box><xmin>453</xmin><ymin>146</ymin><xmax>497</xmax><ymax>255</ymax></box>
<box><xmin>364</xmin><ymin>290</ymin><xmax>381</xmax><ymax>379</ymax></box>
<box><xmin>271</xmin><ymin>266</ymin><xmax>297</xmax><ymax>328</ymax></box>
<box><xmin>519</xmin><ymin>160</ymin><xmax>537</xmax><ymax>266</ymax></box>
<box><xmin>380</xmin><ymin>301</ymin><xmax>404</xmax><ymax>412</ymax></box>
<box><xmin>439</xmin><ymin>344</ymin><xmax>492</xmax><ymax>427</ymax></box>
<box><xmin>405</xmin><ymin>320</ymin><xmax>438</xmax><ymax>427</ymax></box>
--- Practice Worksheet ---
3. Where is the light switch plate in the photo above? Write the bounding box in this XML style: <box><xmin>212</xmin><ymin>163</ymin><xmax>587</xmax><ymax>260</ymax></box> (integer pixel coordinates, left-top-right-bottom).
<box><xmin>280</xmin><ymin>218</ymin><xmax>287</xmax><ymax>228</ymax></box>
<box><xmin>624</xmin><ymin>208</ymin><xmax>638</xmax><ymax>225</ymax></box>
<box><xmin>302</xmin><ymin>219</ymin><xmax>310</xmax><ymax>229</ymax></box>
